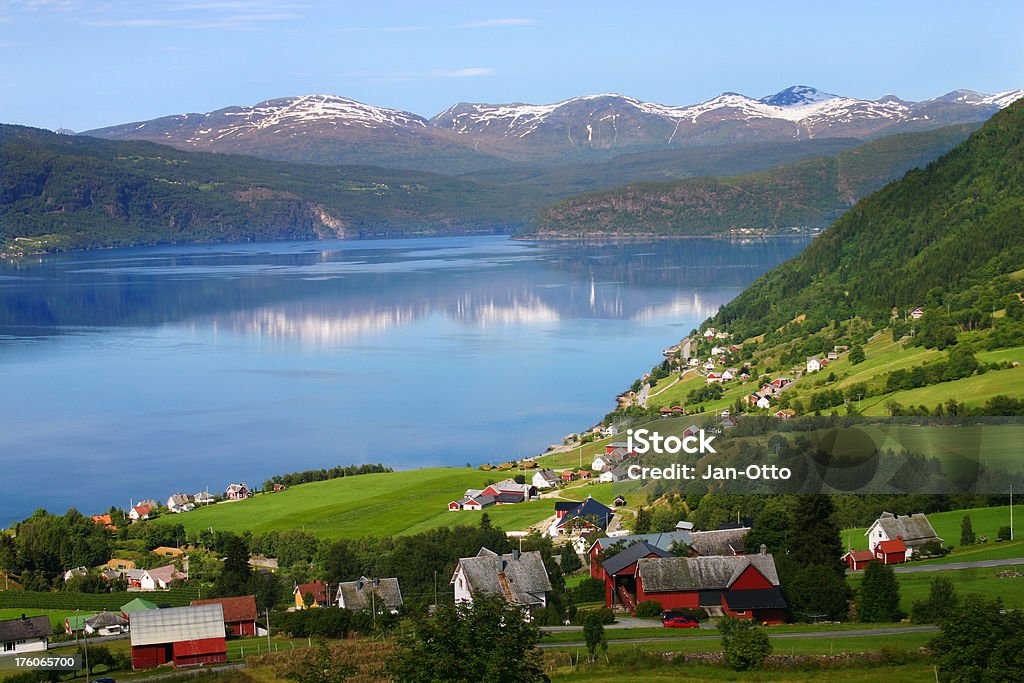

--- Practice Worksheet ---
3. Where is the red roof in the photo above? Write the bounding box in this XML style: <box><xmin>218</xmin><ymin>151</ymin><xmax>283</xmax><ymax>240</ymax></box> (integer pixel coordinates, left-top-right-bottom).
<box><xmin>876</xmin><ymin>539</ymin><xmax>907</xmax><ymax>554</ymax></box>
<box><xmin>844</xmin><ymin>550</ymin><xmax>874</xmax><ymax>562</ymax></box>
<box><xmin>191</xmin><ymin>595</ymin><xmax>257</xmax><ymax>623</ymax></box>
<box><xmin>295</xmin><ymin>581</ymin><xmax>328</xmax><ymax>603</ymax></box>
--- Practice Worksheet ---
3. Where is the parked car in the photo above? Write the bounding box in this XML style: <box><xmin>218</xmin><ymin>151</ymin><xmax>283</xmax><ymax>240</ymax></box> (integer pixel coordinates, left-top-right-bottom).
<box><xmin>661</xmin><ymin>610</ymin><xmax>699</xmax><ymax>628</ymax></box>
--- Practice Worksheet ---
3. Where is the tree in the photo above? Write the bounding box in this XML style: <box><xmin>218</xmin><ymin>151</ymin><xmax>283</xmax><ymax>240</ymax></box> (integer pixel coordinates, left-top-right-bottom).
<box><xmin>788</xmin><ymin>495</ymin><xmax>846</xmax><ymax>577</ymax></box>
<box><xmin>213</xmin><ymin>533</ymin><xmax>252</xmax><ymax>598</ymax></box>
<box><xmin>718</xmin><ymin>616</ymin><xmax>771</xmax><ymax>671</ymax></box>
<box><xmin>856</xmin><ymin>562</ymin><xmax>901</xmax><ymax>623</ymax></box>
<box><xmin>744</xmin><ymin>498</ymin><xmax>793</xmax><ymax>554</ymax></box>
<box><xmin>960</xmin><ymin>514</ymin><xmax>976</xmax><ymax>546</ymax></box>
<box><xmin>779</xmin><ymin>561</ymin><xmax>850</xmax><ymax>622</ymax></box>
<box><xmin>849</xmin><ymin>344</ymin><xmax>865</xmax><ymax>365</ymax></box>
<box><xmin>389</xmin><ymin>593</ymin><xmax>547</xmax><ymax>682</ymax></box>
<box><xmin>581</xmin><ymin>610</ymin><xmax>608</xmax><ymax>662</ymax></box>
<box><xmin>930</xmin><ymin>594</ymin><xmax>1005</xmax><ymax>681</ymax></box>
<box><xmin>911</xmin><ymin>576</ymin><xmax>958</xmax><ymax>624</ymax></box>
<box><xmin>558</xmin><ymin>543</ymin><xmax>582</xmax><ymax>575</ymax></box>
<box><xmin>634</xmin><ymin>506</ymin><xmax>652</xmax><ymax>534</ymax></box>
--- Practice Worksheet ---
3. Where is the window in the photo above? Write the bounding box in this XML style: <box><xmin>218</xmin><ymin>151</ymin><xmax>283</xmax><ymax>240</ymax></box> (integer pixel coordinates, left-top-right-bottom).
<box><xmin>3</xmin><ymin>641</ymin><xmax>14</xmax><ymax>652</ymax></box>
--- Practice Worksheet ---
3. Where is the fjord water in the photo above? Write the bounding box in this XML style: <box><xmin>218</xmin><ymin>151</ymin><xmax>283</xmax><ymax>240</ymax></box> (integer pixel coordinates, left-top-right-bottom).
<box><xmin>0</xmin><ymin>236</ymin><xmax>808</xmax><ymax>524</ymax></box>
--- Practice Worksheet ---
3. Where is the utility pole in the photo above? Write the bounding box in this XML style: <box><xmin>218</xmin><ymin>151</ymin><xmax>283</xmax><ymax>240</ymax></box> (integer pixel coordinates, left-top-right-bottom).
<box><xmin>265</xmin><ymin>608</ymin><xmax>271</xmax><ymax>653</ymax></box>
<box><xmin>82</xmin><ymin>614</ymin><xmax>90</xmax><ymax>683</ymax></box>
<box><xmin>1011</xmin><ymin>484</ymin><xmax>1015</xmax><ymax>541</ymax></box>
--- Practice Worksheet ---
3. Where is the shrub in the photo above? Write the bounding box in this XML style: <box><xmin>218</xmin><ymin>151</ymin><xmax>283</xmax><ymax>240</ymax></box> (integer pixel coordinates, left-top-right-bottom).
<box><xmin>575</xmin><ymin>607</ymin><xmax>614</xmax><ymax>625</ymax></box>
<box><xmin>635</xmin><ymin>600</ymin><xmax>663</xmax><ymax>618</ymax></box>
<box><xmin>567</xmin><ymin>577</ymin><xmax>605</xmax><ymax>603</ymax></box>
<box><xmin>998</xmin><ymin>526</ymin><xmax>1012</xmax><ymax>542</ymax></box>
<box><xmin>719</xmin><ymin>616</ymin><xmax>771</xmax><ymax>671</ymax></box>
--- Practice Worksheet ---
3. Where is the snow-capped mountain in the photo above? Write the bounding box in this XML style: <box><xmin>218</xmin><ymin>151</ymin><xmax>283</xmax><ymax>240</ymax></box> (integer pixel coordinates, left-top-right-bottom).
<box><xmin>85</xmin><ymin>86</ymin><xmax>1023</xmax><ymax>173</ymax></box>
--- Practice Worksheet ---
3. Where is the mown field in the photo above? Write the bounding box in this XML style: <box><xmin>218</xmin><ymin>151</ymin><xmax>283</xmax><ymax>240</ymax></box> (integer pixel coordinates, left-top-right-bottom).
<box><xmin>151</xmin><ymin>468</ymin><xmax>627</xmax><ymax>539</ymax></box>
<box><xmin>0</xmin><ymin>607</ymin><xmax>73</xmax><ymax>631</ymax></box>
<box><xmin>847</xmin><ymin>564</ymin><xmax>1024</xmax><ymax>613</ymax></box>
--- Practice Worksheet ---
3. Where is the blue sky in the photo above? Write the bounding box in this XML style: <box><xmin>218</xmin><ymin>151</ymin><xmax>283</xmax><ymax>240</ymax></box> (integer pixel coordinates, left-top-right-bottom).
<box><xmin>2</xmin><ymin>0</ymin><xmax>1022</xmax><ymax>131</ymax></box>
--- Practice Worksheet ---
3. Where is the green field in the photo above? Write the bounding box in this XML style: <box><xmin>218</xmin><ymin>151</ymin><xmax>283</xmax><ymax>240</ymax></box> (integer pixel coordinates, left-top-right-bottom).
<box><xmin>847</xmin><ymin>564</ymin><xmax>1024</xmax><ymax>613</ymax></box>
<box><xmin>0</xmin><ymin>608</ymin><xmax>73</xmax><ymax>631</ymax></box>
<box><xmin>860</xmin><ymin>364</ymin><xmax>1024</xmax><ymax>415</ymax></box>
<box><xmin>152</xmin><ymin>468</ymin><xmax>595</xmax><ymax>539</ymax></box>
<box><xmin>548</xmin><ymin>663</ymin><xmax>935</xmax><ymax>683</ymax></box>
<box><xmin>841</xmin><ymin>505</ymin><xmax>1021</xmax><ymax>552</ymax></box>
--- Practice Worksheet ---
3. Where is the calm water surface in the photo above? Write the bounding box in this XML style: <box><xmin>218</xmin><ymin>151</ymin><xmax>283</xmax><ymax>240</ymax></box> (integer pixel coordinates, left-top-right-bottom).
<box><xmin>0</xmin><ymin>235</ymin><xmax>808</xmax><ymax>524</ymax></box>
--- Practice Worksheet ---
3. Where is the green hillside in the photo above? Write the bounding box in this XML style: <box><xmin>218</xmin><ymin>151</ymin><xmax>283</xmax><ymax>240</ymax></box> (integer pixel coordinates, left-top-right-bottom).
<box><xmin>151</xmin><ymin>468</ymin><xmax>568</xmax><ymax>539</ymax></box>
<box><xmin>713</xmin><ymin>100</ymin><xmax>1024</xmax><ymax>340</ymax></box>
<box><xmin>0</xmin><ymin>124</ymin><xmax>533</xmax><ymax>254</ymax></box>
<box><xmin>524</xmin><ymin>123</ymin><xmax>978</xmax><ymax>237</ymax></box>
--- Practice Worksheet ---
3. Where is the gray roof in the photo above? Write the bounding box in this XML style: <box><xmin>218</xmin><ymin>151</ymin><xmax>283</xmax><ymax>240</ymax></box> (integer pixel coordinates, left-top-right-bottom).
<box><xmin>870</xmin><ymin>512</ymin><xmax>942</xmax><ymax>546</ymax></box>
<box><xmin>130</xmin><ymin>604</ymin><xmax>225</xmax><ymax>647</ymax></box>
<box><xmin>0</xmin><ymin>615</ymin><xmax>51</xmax><ymax>642</ymax></box>
<box><xmin>688</xmin><ymin>528</ymin><xmax>749</xmax><ymax>556</ymax></box>
<box><xmin>337</xmin><ymin>576</ymin><xmax>403</xmax><ymax>612</ymax></box>
<box><xmin>452</xmin><ymin>549</ymin><xmax>551</xmax><ymax>607</ymax></box>
<box><xmin>85</xmin><ymin>611</ymin><xmax>129</xmax><ymax>629</ymax></box>
<box><xmin>591</xmin><ymin>530</ymin><xmax>693</xmax><ymax>554</ymax></box>
<box><xmin>535</xmin><ymin>469</ymin><xmax>559</xmax><ymax>484</ymax></box>
<box><xmin>637</xmin><ymin>554</ymin><xmax>780</xmax><ymax>593</ymax></box>
<box><xmin>602</xmin><ymin>541</ymin><xmax>672</xmax><ymax>576</ymax></box>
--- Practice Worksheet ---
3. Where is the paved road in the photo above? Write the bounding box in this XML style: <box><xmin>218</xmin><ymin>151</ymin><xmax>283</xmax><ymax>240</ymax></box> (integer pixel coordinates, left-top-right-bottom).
<box><xmin>537</xmin><ymin>625</ymin><xmax>938</xmax><ymax>649</ymax></box>
<box><xmin>891</xmin><ymin>557</ymin><xmax>1024</xmax><ymax>573</ymax></box>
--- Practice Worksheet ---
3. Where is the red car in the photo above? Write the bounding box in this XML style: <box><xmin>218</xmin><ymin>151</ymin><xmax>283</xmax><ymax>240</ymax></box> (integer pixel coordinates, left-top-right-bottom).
<box><xmin>661</xmin><ymin>611</ymin><xmax>699</xmax><ymax>628</ymax></box>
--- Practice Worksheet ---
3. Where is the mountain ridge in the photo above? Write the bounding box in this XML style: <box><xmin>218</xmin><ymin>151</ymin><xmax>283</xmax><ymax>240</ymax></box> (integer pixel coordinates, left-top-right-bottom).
<box><xmin>83</xmin><ymin>86</ymin><xmax>1023</xmax><ymax>173</ymax></box>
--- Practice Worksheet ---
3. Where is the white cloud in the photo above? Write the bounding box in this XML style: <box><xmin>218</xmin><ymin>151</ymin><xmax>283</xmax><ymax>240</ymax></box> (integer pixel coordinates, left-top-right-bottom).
<box><xmin>457</xmin><ymin>18</ymin><xmax>537</xmax><ymax>28</ymax></box>
<box><xmin>432</xmin><ymin>67</ymin><xmax>495</xmax><ymax>78</ymax></box>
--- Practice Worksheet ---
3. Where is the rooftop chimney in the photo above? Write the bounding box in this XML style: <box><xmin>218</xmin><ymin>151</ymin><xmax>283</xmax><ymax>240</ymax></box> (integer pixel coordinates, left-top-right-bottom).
<box><xmin>512</xmin><ymin>549</ymin><xmax>521</xmax><ymax>561</ymax></box>
<box><xmin>760</xmin><ymin>544</ymin><xmax>767</xmax><ymax>556</ymax></box>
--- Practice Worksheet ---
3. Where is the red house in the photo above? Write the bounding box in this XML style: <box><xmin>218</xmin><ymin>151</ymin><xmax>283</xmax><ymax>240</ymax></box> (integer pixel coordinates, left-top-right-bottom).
<box><xmin>578</xmin><ymin>470</ymin><xmax>593</xmax><ymax>479</ymax></box>
<box><xmin>873</xmin><ymin>538</ymin><xmax>908</xmax><ymax>565</ymax></box>
<box><xmin>619</xmin><ymin>548</ymin><xmax>786</xmax><ymax>624</ymax></box>
<box><xmin>605</xmin><ymin>442</ymin><xmax>628</xmax><ymax>454</ymax></box>
<box><xmin>842</xmin><ymin>550</ymin><xmax>875</xmax><ymax>571</ymax></box>
<box><xmin>191</xmin><ymin>595</ymin><xmax>258</xmax><ymax>637</ymax></box>
<box><xmin>561</xmin><ymin>470</ymin><xmax>578</xmax><ymax>482</ymax></box>
<box><xmin>130</xmin><ymin>604</ymin><xmax>227</xmax><ymax>669</ymax></box>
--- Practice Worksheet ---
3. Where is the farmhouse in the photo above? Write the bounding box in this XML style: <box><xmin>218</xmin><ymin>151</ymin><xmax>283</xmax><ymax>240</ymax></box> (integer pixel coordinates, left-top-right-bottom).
<box><xmin>775</xmin><ymin>409</ymin><xmax>796</xmax><ymax>419</ymax></box>
<box><xmin>588</xmin><ymin>530</ymin><xmax>695</xmax><ymax>580</ymax></box>
<box><xmin>192</xmin><ymin>596</ymin><xmax>258</xmax><ymax>636</ymax></box>
<box><xmin>293</xmin><ymin>581</ymin><xmax>328</xmax><ymax>610</ymax></box>
<box><xmin>336</xmin><ymin>576</ymin><xmax>403</xmax><ymax>614</ymax></box>
<box><xmin>130</xmin><ymin>604</ymin><xmax>227</xmax><ymax>670</ymax></box>
<box><xmin>451</xmin><ymin>548</ymin><xmax>551</xmax><ymax>612</ymax></box>
<box><xmin>0</xmin><ymin>615</ymin><xmax>50</xmax><ymax>655</ymax></box>
<box><xmin>130</xmin><ymin>504</ymin><xmax>152</xmax><ymax>521</ymax></box>
<box><xmin>194</xmin><ymin>491</ymin><xmax>215</xmax><ymax>505</ymax></box>
<box><xmin>84</xmin><ymin>611</ymin><xmax>129</xmax><ymax>636</ymax></box>
<box><xmin>866</xmin><ymin>512</ymin><xmax>942</xmax><ymax>561</ymax></box>
<box><xmin>448</xmin><ymin>479</ymin><xmax>537</xmax><ymax>511</ymax></box>
<box><xmin>225</xmin><ymin>483</ymin><xmax>251</xmax><ymax>500</ymax></box>
<box><xmin>91</xmin><ymin>514</ymin><xmax>116</xmax><ymax>530</ymax></box>
<box><xmin>806</xmin><ymin>357</ymin><xmax>821</xmax><ymax>373</ymax></box>
<box><xmin>141</xmin><ymin>564</ymin><xmax>186</xmax><ymax>591</ymax></box>
<box><xmin>623</xmin><ymin>548</ymin><xmax>786</xmax><ymax>623</ymax></box>
<box><xmin>167</xmin><ymin>493</ymin><xmax>195</xmax><ymax>513</ymax></box>
<box><xmin>706</xmin><ymin>372</ymin><xmax>723</xmax><ymax>383</ymax></box>
<box><xmin>550</xmin><ymin>497</ymin><xmax>614</xmax><ymax>537</ymax></box>
<box><xmin>62</xmin><ymin>566</ymin><xmax>88</xmax><ymax>582</ymax></box>
<box><xmin>592</xmin><ymin>446</ymin><xmax>632</xmax><ymax>472</ymax></box>
<box><xmin>532</xmin><ymin>469</ymin><xmax>559</xmax><ymax>489</ymax></box>
<box><xmin>599</xmin><ymin>467</ymin><xmax>627</xmax><ymax>483</ymax></box>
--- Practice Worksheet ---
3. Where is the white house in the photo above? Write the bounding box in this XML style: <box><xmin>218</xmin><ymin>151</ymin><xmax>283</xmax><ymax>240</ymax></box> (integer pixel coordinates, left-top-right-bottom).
<box><xmin>129</xmin><ymin>504</ymin><xmax>152</xmax><ymax>521</ymax></box>
<box><xmin>756</xmin><ymin>395</ymin><xmax>771</xmax><ymax>409</ymax></box>
<box><xmin>194</xmin><ymin>491</ymin><xmax>215</xmax><ymax>505</ymax></box>
<box><xmin>140</xmin><ymin>564</ymin><xmax>185</xmax><ymax>591</ymax></box>
<box><xmin>225</xmin><ymin>483</ymin><xmax>251</xmax><ymax>500</ymax></box>
<box><xmin>532</xmin><ymin>469</ymin><xmax>560</xmax><ymax>489</ymax></box>
<box><xmin>910</xmin><ymin>307</ymin><xmax>925</xmax><ymax>319</ymax></box>
<box><xmin>167</xmin><ymin>493</ymin><xmax>195</xmax><ymax>514</ymax></box>
<box><xmin>866</xmin><ymin>512</ymin><xmax>943</xmax><ymax>561</ymax></box>
<box><xmin>84</xmin><ymin>612</ymin><xmax>129</xmax><ymax>636</ymax></box>
<box><xmin>599</xmin><ymin>467</ymin><xmax>627</xmax><ymax>483</ymax></box>
<box><xmin>711</xmin><ymin>346</ymin><xmax>727</xmax><ymax>356</ymax></box>
<box><xmin>806</xmin><ymin>356</ymin><xmax>822</xmax><ymax>373</ymax></box>
<box><xmin>451</xmin><ymin>548</ymin><xmax>551</xmax><ymax>612</ymax></box>
<box><xmin>703</xmin><ymin>328</ymin><xmax>716</xmax><ymax>339</ymax></box>
<box><xmin>62</xmin><ymin>566</ymin><xmax>88</xmax><ymax>582</ymax></box>
<box><xmin>722</xmin><ymin>369</ymin><xmax>736</xmax><ymax>381</ymax></box>
<box><xmin>0</xmin><ymin>615</ymin><xmax>50</xmax><ymax>655</ymax></box>
<box><xmin>706</xmin><ymin>372</ymin><xmax>723</xmax><ymax>383</ymax></box>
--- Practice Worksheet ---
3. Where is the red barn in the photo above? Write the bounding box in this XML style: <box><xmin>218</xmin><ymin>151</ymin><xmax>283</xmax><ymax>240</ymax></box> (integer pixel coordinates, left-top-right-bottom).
<box><xmin>624</xmin><ymin>548</ymin><xmax>786</xmax><ymax>624</ymax></box>
<box><xmin>191</xmin><ymin>595</ymin><xmax>258</xmax><ymax>637</ymax></box>
<box><xmin>873</xmin><ymin>538</ymin><xmax>908</xmax><ymax>565</ymax></box>
<box><xmin>600</xmin><ymin>541</ymin><xmax>672</xmax><ymax>610</ymax></box>
<box><xmin>130</xmin><ymin>604</ymin><xmax>227</xmax><ymax>670</ymax></box>
<box><xmin>843</xmin><ymin>550</ymin><xmax>875</xmax><ymax>571</ymax></box>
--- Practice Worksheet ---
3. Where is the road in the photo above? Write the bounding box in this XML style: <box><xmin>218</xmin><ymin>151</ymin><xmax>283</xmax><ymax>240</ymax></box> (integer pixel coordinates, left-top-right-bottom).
<box><xmin>537</xmin><ymin>625</ymin><xmax>938</xmax><ymax>649</ymax></box>
<box><xmin>891</xmin><ymin>557</ymin><xmax>1024</xmax><ymax>573</ymax></box>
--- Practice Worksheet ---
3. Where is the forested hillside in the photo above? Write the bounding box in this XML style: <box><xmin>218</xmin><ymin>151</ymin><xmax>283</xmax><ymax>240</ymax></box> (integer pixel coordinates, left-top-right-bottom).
<box><xmin>0</xmin><ymin>125</ymin><xmax>529</xmax><ymax>254</ymax></box>
<box><xmin>525</xmin><ymin>124</ymin><xmax>978</xmax><ymax>237</ymax></box>
<box><xmin>712</xmin><ymin>99</ymin><xmax>1024</xmax><ymax>342</ymax></box>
